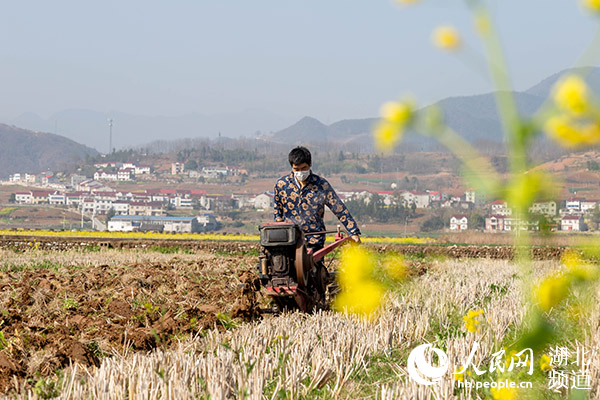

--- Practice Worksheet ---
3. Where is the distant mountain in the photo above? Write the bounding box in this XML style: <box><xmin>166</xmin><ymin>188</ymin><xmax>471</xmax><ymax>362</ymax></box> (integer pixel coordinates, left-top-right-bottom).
<box><xmin>266</xmin><ymin>67</ymin><xmax>600</xmax><ymax>151</ymax></box>
<box><xmin>0</xmin><ymin>124</ymin><xmax>98</xmax><ymax>178</ymax></box>
<box><xmin>7</xmin><ymin>108</ymin><xmax>297</xmax><ymax>152</ymax></box>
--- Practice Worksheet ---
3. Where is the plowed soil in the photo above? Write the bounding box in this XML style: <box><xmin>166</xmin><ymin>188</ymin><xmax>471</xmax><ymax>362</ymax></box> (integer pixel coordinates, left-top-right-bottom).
<box><xmin>0</xmin><ymin>249</ymin><xmax>260</xmax><ymax>393</ymax></box>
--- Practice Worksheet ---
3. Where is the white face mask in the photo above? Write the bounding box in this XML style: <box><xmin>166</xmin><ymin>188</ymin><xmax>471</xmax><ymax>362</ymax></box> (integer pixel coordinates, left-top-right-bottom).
<box><xmin>294</xmin><ymin>169</ymin><xmax>311</xmax><ymax>182</ymax></box>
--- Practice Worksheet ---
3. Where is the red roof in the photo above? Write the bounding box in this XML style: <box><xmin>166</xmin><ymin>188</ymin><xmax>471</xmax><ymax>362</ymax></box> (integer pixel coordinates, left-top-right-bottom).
<box><xmin>31</xmin><ymin>191</ymin><xmax>52</xmax><ymax>196</ymax></box>
<box><xmin>491</xmin><ymin>200</ymin><xmax>506</xmax><ymax>205</ymax></box>
<box><xmin>452</xmin><ymin>214</ymin><xmax>468</xmax><ymax>219</ymax></box>
<box><xmin>562</xmin><ymin>216</ymin><xmax>582</xmax><ymax>220</ymax></box>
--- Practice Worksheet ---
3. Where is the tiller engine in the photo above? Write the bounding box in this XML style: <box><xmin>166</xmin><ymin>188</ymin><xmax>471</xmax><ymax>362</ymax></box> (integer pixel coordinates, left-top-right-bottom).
<box><xmin>257</xmin><ymin>222</ymin><xmax>350</xmax><ymax>312</ymax></box>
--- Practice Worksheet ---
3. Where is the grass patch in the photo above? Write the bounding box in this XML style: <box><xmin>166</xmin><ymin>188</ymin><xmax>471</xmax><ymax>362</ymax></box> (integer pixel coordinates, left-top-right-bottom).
<box><xmin>148</xmin><ymin>245</ymin><xmax>193</xmax><ymax>254</ymax></box>
<box><xmin>214</xmin><ymin>248</ymin><xmax>260</xmax><ymax>257</ymax></box>
<box><xmin>0</xmin><ymin>207</ymin><xmax>17</xmax><ymax>216</ymax></box>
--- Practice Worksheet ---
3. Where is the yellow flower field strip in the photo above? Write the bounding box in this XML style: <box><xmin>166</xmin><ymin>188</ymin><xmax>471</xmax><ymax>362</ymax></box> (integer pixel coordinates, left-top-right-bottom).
<box><xmin>0</xmin><ymin>229</ymin><xmax>435</xmax><ymax>244</ymax></box>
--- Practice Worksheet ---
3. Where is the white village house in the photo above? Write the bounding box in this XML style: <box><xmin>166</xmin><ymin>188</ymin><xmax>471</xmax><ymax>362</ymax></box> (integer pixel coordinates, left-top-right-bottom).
<box><xmin>450</xmin><ymin>214</ymin><xmax>468</xmax><ymax>231</ymax></box>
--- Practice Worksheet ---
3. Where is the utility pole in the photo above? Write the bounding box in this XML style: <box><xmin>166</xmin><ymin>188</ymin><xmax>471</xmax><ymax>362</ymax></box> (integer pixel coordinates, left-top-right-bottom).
<box><xmin>108</xmin><ymin>118</ymin><xmax>113</xmax><ymax>154</ymax></box>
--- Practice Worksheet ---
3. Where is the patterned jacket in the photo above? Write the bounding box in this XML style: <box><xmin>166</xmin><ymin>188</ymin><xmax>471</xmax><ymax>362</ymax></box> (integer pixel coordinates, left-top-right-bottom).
<box><xmin>273</xmin><ymin>172</ymin><xmax>361</xmax><ymax>248</ymax></box>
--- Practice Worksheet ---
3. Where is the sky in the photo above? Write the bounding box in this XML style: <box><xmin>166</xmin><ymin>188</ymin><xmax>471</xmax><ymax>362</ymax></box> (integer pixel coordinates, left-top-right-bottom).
<box><xmin>0</xmin><ymin>0</ymin><xmax>598</xmax><ymax>125</ymax></box>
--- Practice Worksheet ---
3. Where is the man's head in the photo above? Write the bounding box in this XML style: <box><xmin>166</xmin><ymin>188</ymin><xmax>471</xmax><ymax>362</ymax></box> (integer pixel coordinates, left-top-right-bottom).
<box><xmin>288</xmin><ymin>146</ymin><xmax>312</xmax><ymax>171</ymax></box>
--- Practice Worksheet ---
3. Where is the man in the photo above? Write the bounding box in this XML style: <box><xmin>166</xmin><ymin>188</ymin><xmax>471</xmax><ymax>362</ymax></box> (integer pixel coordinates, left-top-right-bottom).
<box><xmin>274</xmin><ymin>146</ymin><xmax>361</xmax><ymax>251</ymax></box>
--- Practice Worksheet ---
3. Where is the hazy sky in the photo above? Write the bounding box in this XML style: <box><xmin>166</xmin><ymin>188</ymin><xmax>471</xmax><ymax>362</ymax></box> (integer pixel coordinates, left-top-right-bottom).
<box><xmin>0</xmin><ymin>0</ymin><xmax>598</xmax><ymax>124</ymax></box>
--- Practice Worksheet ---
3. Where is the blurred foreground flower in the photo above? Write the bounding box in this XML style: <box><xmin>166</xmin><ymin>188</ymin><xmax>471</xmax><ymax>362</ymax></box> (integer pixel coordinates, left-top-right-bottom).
<box><xmin>534</xmin><ymin>273</ymin><xmax>571</xmax><ymax>312</ymax></box>
<box><xmin>432</xmin><ymin>25</ymin><xmax>461</xmax><ymax>51</ymax></box>
<box><xmin>334</xmin><ymin>246</ymin><xmax>384</xmax><ymax>317</ymax></box>
<box><xmin>463</xmin><ymin>308</ymin><xmax>484</xmax><ymax>333</ymax></box>
<box><xmin>539</xmin><ymin>354</ymin><xmax>553</xmax><ymax>372</ymax></box>
<box><xmin>374</xmin><ymin>100</ymin><xmax>414</xmax><ymax>153</ymax></box>
<box><xmin>562</xmin><ymin>249</ymin><xmax>600</xmax><ymax>281</ymax></box>
<box><xmin>582</xmin><ymin>0</ymin><xmax>600</xmax><ymax>12</ymax></box>
<box><xmin>490</xmin><ymin>383</ymin><xmax>518</xmax><ymax>400</ymax></box>
<box><xmin>553</xmin><ymin>75</ymin><xmax>589</xmax><ymax>115</ymax></box>
<box><xmin>544</xmin><ymin>115</ymin><xmax>600</xmax><ymax>147</ymax></box>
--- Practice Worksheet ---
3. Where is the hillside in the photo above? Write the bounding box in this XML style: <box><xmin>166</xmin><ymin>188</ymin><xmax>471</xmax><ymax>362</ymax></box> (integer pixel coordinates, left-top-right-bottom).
<box><xmin>266</xmin><ymin>67</ymin><xmax>600</xmax><ymax>151</ymax></box>
<box><xmin>0</xmin><ymin>124</ymin><xmax>98</xmax><ymax>178</ymax></box>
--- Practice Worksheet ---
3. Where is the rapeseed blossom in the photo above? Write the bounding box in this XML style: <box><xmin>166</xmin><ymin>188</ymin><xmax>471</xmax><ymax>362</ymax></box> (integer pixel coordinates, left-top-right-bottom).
<box><xmin>582</xmin><ymin>0</ymin><xmax>600</xmax><ymax>12</ymax></box>
<box><xmin>334</xmin><ymin>245</ymin><xmax>384</xmax><ymax>317</ymax></box>
<box><xmin>432</xmin><ymin>25</ymin><xmax>461</xmax><ymax>51</ymax></box>
<box><xmin>534</xmin><ymin>273</ymin><xmax>571</xmax><ymax>312</ymax></box>
<box><xmin>463</xmin><ymin>309</ymin><xmax>484</xmax><ymax>333</ymax></box>
<box><xmin>374</xmin><ymin>121</ymin><xmax>403</xmax><ymax>153</ymax></box>
<box><xmin>539</xmin><ymin>354</ymin><xmax>553</xmax><ymax>372</ymax></box>
<box><xmin>490</xmin><ymin>384</ymin><xmax>518</xmax><ymax>400</ymax></box>
<box><xmin>553</xmin><ymin>75</ymin><xmax>588</xmax><ymax>115</ymax></box>
<box><xmin>562</xmin><ymin>249</ymin><xmax>600</xmax><ymax>281</ymax></box>
<box><xmin>374</xmin><ymin>100</ymin><xmax>414</xmax><ymax>153</ymax></box>
<box><xmin>544</xmin><ymin>115</ymin><xmax>600</xmax><ymax>147</ymax></box>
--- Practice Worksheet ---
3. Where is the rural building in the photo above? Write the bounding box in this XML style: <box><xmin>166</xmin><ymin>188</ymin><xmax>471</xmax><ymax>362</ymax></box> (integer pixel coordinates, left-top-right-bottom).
<box><xmin>135</xmin><ymin>165</ymin><xmax>151</xmax><ymax>175</ymax></box>
<box><xmin>31</xmin><ymin>191</ymin><xmax>52</xmax><ymax>204</ymax></box>
<box><xmin>565</xmin><ymin>198</ymin><xmax>584</xmax><ymax>213</ymax></box>
<box><xmin>15</xmin><ymin>192</ymin><xmax>32</xmax><ymax>204</ymax></box>
<box><xmin>465</xmin><ymin>190</ymin><xmax>485</xmax><ymax>207</ymax></box>
<box><xmin>529</xmin><ymin>201</ymin><xmax>557</xmax><ymax>217</ymax></box>
<box><xmin>48</xmin><ymin>192</ymin><xmax>66</xmax><ymax>205</ymax></box>
<box><xmin>196</xmin><ymin>214</ymin><xmax>220</xmax><ymax>231</ymax></box>
<box><xmin>94</xmin><ymin>171</ymin><xmax>118</xmax><ymax>181</ymax></box>
<box><xmin>128</xmin><ymin>201</ymin><xmax>165</xmax><ymax>217</ymax></box>
<box><xmin>108</xmin><ymin>215</ymin><xmax>202</xmax><ymax>233</ymax></box>
<box><xmin>171</xmin><ymin>162</ymin><xmax>185</xmax><ymax>175</ymax></box>
<box><xmin>485</xmin><ymin>215</ymin><xmax>506</xmax><ymax>231</ymax></box>
<box><xmin>580</xmin><ymin>200</ymin><xmax>597</xmax><ymax>213</ymax></box>
<box><xmin>490</xmin><ymin>200</ymin><xmax>512</xmax><ymax>216</ymax></box>
<box><xmin>450</xmin><ymin>214</ymin><xmax>468</xmax><ymax>231</ymax></box>
<box><xmin>117</xmin><ymin>168</ymin><xmax>134</xmax><ymax>181</ymax></box>
<box><xmin>561</xmin><ymin>215</ymin><xmax>585</xmax><ymax>231</ymax></box>
<box><xmin>253</xmin><ymin>193</ymin><xmax>274</xmax><ymax>209</ymax></box>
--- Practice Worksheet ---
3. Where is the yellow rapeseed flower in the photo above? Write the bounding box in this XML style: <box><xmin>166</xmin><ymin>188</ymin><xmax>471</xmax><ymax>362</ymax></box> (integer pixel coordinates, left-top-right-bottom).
<box><xmin>432</xmin><ymin>25</ymin><xmax>461</xmax><ymax>51</ymax></box>
<box><xmin>380</xmin><ymin>101</ymin><xmax>413</xmax><ymax>125</ymax></box>
<box><xmin>535</xmin><ymin>273</ymin><xmax>571</xmax><ymax>312</ymax></box>
<box><xmin>544</xmin><ymin>114</ymin><xmax>600</xmax><ymax>147</ymax></box>
<box><xmin>333</xmin><ymin>281</ymin><xmax>385</xmax><ymax>317</ymax></box>
<box><xmin>454</xmin><ymin>367</ymin><xmax>465</xmax><ymax>382</ymax></box>
<box><xmin>540</xmin><ymin>354</ymin><xmax>553</xmax><ymax>372</ymax></box>
<box><xmin>490</xmin><ymin>384</ymin><xmax>518</xmax><ymax>400</ymax></box>
<box><xmin>463</xmin><ymin>308</ymin><xmax>484</xmax><ymax>333</ymax></box>
<box><xmin>582</xmin><ymin>0</ymin><xmax>600</xmax><ymax>12</ymax></box>
<box><xmin>374</xmin><ymin>120</ymin><xmax>403</xmax><ymax>153</ymax></box>
<box><xmin>334</xmin><ymin>245</ymin><xmax>384</xmax><ymax>318</ymax></box>
<box><xmin>553</xmin><ymin>75</ymin><xmax>588</xmax><ymax>115</ymax></box>
<box><xmin>562</xmin><ymin>249</ymin><xmax>600</xmax><ymax>281</ymax></box>
<box><xmin>337</xmin><ymin>245</ymin><xmax>375</xmax><ymax>289</ymax></box>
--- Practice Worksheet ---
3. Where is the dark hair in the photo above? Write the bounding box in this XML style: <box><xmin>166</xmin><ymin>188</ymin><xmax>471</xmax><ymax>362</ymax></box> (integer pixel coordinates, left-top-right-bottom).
<box><xmin>288</xmin><ymin>146</ymin><xmax>312</xmax><ymax>167</ymax></box>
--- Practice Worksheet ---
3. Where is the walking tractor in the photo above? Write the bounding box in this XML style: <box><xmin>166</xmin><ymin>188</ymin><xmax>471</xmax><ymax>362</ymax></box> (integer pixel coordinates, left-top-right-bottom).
<box><xmin>256</xmin><ymin>222</ymin><xmax>351</xmax><ymax>313</ymax></box>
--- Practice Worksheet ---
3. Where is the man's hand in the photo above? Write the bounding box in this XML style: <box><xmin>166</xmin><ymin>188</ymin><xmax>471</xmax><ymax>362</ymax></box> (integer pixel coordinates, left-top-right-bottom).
<box><xmin>351</xmin><ymin>235</ymin><xmax>361</xmax><ymax>243</ymax></box>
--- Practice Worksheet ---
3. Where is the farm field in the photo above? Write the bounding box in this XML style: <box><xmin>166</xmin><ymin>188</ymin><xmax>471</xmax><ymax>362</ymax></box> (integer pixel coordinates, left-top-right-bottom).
<box><xmin>0</xmin><ymin>242</ymin><xmax>598</xmax><ymax>399</ymax></box>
